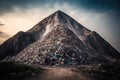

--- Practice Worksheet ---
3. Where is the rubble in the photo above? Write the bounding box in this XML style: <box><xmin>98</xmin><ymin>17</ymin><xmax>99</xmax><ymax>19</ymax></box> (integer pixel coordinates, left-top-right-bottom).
<box><xmin>5</xmin><ymin>10</ymin><xmax>120</xmax><ymax>66</ymax></box>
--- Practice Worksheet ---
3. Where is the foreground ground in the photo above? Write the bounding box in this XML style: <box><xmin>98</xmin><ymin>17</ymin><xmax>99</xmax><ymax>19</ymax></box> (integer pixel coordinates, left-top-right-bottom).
<box><xmin>0</xmin><ymin>61</ymin><xmax>120</xmax><ymax>80</ymax></box>
<box><xmin>27</xmin><ymin>67</ymin><xmax>91</xmax><ymax>80</ymax></box>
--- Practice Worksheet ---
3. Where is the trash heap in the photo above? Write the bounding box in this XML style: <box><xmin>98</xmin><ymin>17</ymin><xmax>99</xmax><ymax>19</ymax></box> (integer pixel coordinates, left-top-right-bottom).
<box><xmin>12</xmin><ymin>25</ymin><xmax>109</xmax><ymax>66</ymax></box>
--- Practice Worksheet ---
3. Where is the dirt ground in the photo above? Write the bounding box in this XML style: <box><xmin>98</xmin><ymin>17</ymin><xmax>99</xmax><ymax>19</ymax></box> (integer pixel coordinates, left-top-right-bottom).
<box><xmin>27</xmin><ymin>67</ymin><xmax>92</xmax><ymax>80</ymax></box>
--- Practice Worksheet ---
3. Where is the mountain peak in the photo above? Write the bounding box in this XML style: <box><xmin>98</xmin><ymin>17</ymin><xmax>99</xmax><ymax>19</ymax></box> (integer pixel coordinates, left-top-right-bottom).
<box><xmin>27</xmin><ymin>10</ymin><xmax>91</xmax><ymax>39</ymax></box>
<box><xmin>53</xmin><ymin>10</ymin><xmax>66</xmax><ymax>18</ymax></box>
<box><xmin>54</xmin><ymin>10</ymin><xmax>63</xmax><ymax>14</ymax></box>
<box><xmin>53</xmin><ymin>10</ymin><xmax>70</xmax><ymax>19</ymax></box>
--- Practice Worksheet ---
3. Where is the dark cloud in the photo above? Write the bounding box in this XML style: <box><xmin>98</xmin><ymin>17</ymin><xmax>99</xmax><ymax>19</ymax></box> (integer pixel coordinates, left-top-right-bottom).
<box><xmin>65</xmin><ymin>0</ymin><xmax>120</xmax><ymax>12</ymax></box>
<box><xmin>0</xmin><ymin>22</ymin><xmax>4</xmax><ymax>26</ymax></box>
<box><xmin>0</xmin><ymin>22</ymin><xmax>7</xmax><ymax>38</ymax></box>
<box><xmin>0</xmin><ymin>0</ymin><xmax>120</xmax><ymax>15</ymax></box>
<box><xmin>0</xmin><ymin>31</ymin><xmax>9</xmax><ymax>38</ymax></box>
<box><xmin>0</xmin><ymin>0</ymin><xmax>48</xmax><ymax>15</ymax></box>
<box><xmin>0</xmin><ymin>24</ymin><xmax>4</xmax><ymax>26</ymax></box>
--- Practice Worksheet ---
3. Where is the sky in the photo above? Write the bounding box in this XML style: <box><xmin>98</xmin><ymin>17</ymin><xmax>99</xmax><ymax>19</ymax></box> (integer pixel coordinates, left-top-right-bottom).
<box><xmin>0</xmin><ymin>0</ymin><xmax>120</xmax><ymax>52</ymax></box>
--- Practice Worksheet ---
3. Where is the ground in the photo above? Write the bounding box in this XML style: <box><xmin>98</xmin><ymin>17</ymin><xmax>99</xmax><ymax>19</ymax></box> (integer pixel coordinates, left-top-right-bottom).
<box><xmin>1</xmin><ymin>61</ymin><xmax>120</xmax><ymax>80</ymax></box>
<box><xmin>27</xmin><ymin>67</ymin><xmax>92</xmax><ymax>80</ymax></box>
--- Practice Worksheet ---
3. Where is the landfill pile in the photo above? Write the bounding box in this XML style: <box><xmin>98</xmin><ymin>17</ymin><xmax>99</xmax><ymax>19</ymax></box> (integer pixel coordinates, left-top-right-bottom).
<box><xmin>2</xmin><ymin>10</ymin><xmax>120</xmax><ymax>66</ymax></box>
<box><xmin>12</xmin><ymin>25</ymin><xmax>92</xmax><ymax>66</ymax></box>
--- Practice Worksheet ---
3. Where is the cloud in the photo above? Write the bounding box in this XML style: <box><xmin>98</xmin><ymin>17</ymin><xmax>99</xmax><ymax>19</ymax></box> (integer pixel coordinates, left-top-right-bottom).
<box><xmin>0</xmin><ymin>31</ymin><xmax>10</xmax><ymax>44</ymax></box>
<box><xmin>0</xmin><ymin>31</ymin><xmax>9</xmax><ymax>38</ymax></box>
<box><xmin>0</xmin><ymin>21</ymin><xmax>4</xmax><ymax>26</ymax></box>
<box><xmin>0</xmin><ymin>21</ymin><xmax>9</xmax><ymax>44</ymax></box>
<box><xmin>67</xmin><ymin>0</ymin><xmax>120</xmax><ymax>12</ymax></box>
<box><xmin>0</xmin><ymin>0</ymin><xmax>120</xmax><ymax>15</ymax></box>
<box><xmin>0</xmin><ymin>0</ymin><xmax>48</xmax><ymax>15</ymax></box>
